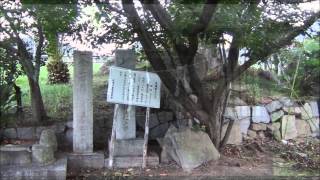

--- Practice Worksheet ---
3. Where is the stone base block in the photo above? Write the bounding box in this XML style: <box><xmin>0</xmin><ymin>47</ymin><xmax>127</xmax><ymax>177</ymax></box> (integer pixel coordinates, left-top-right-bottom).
<box><xmin>66</xmin><ymin>152</ymin><xmax>104</xmax><ymax>170</ymax></box>
<box><xmin>0</xmin><ymin>145</ymin><xmax>32</xmax><ymax>166</ymax></box>
<box><xmin>112</xmin><ymin>138</ymin><xmax>144</xmax><ymax>156</ymax></box>
<box><xmin>105</xmin><ymin>154</ymin><xmax>159</xmax><ymax>168</ymax></box>
<box><xmin>0</xmin><ymin>158</ymin><xmax>67</xmax><ymax>180</ymax></box>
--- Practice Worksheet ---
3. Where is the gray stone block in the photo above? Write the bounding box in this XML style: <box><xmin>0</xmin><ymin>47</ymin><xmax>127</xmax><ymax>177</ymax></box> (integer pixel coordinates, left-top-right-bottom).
<box><xmin>150</xmin><ymin>123</ymin><xmax>169</xmax><ymax>139</ymax></box>
<box><xmin>0</xmin><ymin>157</ymin><xmax>67</xmax><ymax>180</ymax></box>
<box><xmin>271</xmin><ymin>110</ymin><xmax>284</xmax><ymax>122</ymax></box>
<box><xmin>3</xmin><ymin>128</ymin><xmax>17</xmax><ymax>139</ymax></box>
<box><xmin>17</xmin><ymin>127</ymin><xmax>36</xmax><ymax>139</ymax></box>
<box><xmin>265</xmin><ymin>101</ymin><xmax>283</xmax><ymax>113</ymax></box>
<box><xmin>105</xmin><ymin>154</ymin><xmax>159</xmax><ymax>168</ymax></box>
<box><xmin>157</xmin><ymin>111</ymin><xmax>174</xmax><ymax>123</ymax></box>
<box><xmin>251</xmin><ymin>106</ymin><xmax>270</xmax><ymax>123</ymax></box>
<box><xmin>32</xmin><ymin>144</ymin><xmax>55</xmax><ymax>164</ymax></box>
<box><xmin>39</xmin><ymin>129</ymin><xmax>58</xmax><ymax>152</ymax></box>
<box><xmin>279</xmin><ymin>97</ymin><xmax>294</xmax><ymax>107</ymax></box>
<box><xmin>112</xmin><ymin>139</ymin><xmax>144</xmax><ymax>156</ymax></box>
<box><xmin>281</xmin><ymin>115</ymin><xmax>298</xmax><ymax>140</ymax></box>
<box><xmin>67</xmin><ymin>152</ymin><xmax>104</xmax><ymax>169</ymax></box>
<box><xmin>0</xmin><ymin>145</ymin><xmax>32</xmax><ymax>166</ymax></box>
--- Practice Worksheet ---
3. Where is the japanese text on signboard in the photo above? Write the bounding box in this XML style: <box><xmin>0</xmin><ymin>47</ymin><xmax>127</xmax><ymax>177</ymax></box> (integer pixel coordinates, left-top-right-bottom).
<box><xmin>107</xmin><ymin>66</ymin><xmax>161</xmax><ymax>108</ymax></box>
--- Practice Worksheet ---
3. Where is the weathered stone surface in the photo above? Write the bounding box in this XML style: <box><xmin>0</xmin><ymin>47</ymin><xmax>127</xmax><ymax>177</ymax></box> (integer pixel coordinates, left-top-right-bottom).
<box><xmin>67</xmin><ymin>152</ymin><xmax>104</xmax><ymax>169</ymax></box>
<box><xmin>267</xmin><ymin>122</ymin><xmax>281</xmax><ymax>132</ymax></box>
<box><xmin>39</xmin><ymin>129</ymin><xmax>58</xmax><ymax>152</ymax></box>
<box><xmin>224</xmin><ymin>107</ymin><xmax>237</xmax><ymax>120</ymax></box>
<box><xmin>32</xmin><ymin>144</ymin><xmax>55</xmax><ymax>164</ymax></box>
<box><xmin>0</xmin><ymin>145</ymin><xmax>32</xmax><ymax>166</ymax></box>
<box><xmin>306</xmin><ymin>118</ymin><xmax>320</xmax><ymax>136</ymax></box>
<box><xmin>310</xmin><ymin>101</ymin><xmax>319</xmax><ymax>117</ymax></box>
<box><xmin>137</xmin><ymin>113</ymin><xmax>159</xmax><ymax>129</ymax></box>
<box><xmin>73</xmin><ymin>51</ymin><xmax>93</xmax><ymax>153</ymax></box>
<box><xmin>279</xmin><ymin>97</ymin><xmax>294</xmax><ymax>107</ymax></box>
<box><xmin>271</xmin><ymin>110</ymin><xmax>284</xmax><ymax>122</ymax></box>
<box><xmin>105</xmin><ymin>154</ymin><xmax>159</xmax><ymax>168</ymax></box>
<box><xmin>162</xmin><ymin>127</ymin><xmax>220</xmax><ymax>171</ymax></box>
<box><xmin>273</xmin><ymin>130</ymin><xmax>282</xmax><ymax>141</ymax></box>
<box><xmin>2</xmin><ymin>128</ymin><xmax>17</xmax><ymax>139</ymax></box>
<box><xmin>150</xmin><ymin>123</ymin><xmax>169</xmax><ymax>139</ymax></box>
<box><xmin>257</xmin><ymin>131</ymin><xmax>266</xmax><ymax>139</ymax></box>
<box><xmin>239</xmin><ymin>118</ymin><xmax>251</xmax><ymax>134</ymax></box>
<box><xmin>281</xmin><ymin>115</ymin><xmax>298</xmax><ymax>140</ymax></box>
<box><xmin>265</xmin><ymin>101</ymin><xmax>283</xmax><ymax>113</ymax></box>
<box><xmin>229</xmin><ymin>97</ymin><xmax>247</xmax><ymax>106</ymax></box>
<box><xmin>114</xmin><ymin>50</ymin><xmax>137</xmax><ymax>140</ymax></box>
<box><xmin>283</xmin><ymin>107</ymin><xmax>302</xmax><ymax>115</ymax></box>
<box><xmin>221</xmin><ymin>121</ymin><xmax>242</xmax><ymax>145</ymax></box>
<box><xmin>247</xmin><ymin>130</ymin><xmax>257</xmax><ymax>138</ymax></box>
<box><xmin>235</xmin><ymin>106</ymin><xmax>251</xmax><ymax>120</ymax></box>
<box><xmin>0</xmin><ymin>158</ymin><xmax>67</xmax><ymax>180</ymax></box>
<box><xmin>251</xmin><ymin>106</ymin><xmax>270</xmax><ymax>123</ymax></box>
<box><xmin>35</xmin><ymin>126</ymin><xmax>47</xmax><ymax>138</ymax></box>
<box><xmin>17</xmin><ymin>127</ymin><xmax>35</xmax><ymax>139</ymax></box>
<box><xmin>112</xmin><ymin>139</ymin><xmax>144</xmax><ymax>156</ymax></box>
<box><xmin>295</xmin><ymin>119</ymin><xmax>312</xmax><ymax>137</ymax></box>
<box><xmin>250</xmin><ymin>123</ymin><xmax>267</xmax><ymax>131</ymax></box>
<box><xmin>157</xmin><ymin>111</ymin><xmax>174</xmax><ymax>123</ymax></box>
<box><xmin>301</xmin><ymin>103</ymin><xmax>313</xmax><ymax>120</ymax></box>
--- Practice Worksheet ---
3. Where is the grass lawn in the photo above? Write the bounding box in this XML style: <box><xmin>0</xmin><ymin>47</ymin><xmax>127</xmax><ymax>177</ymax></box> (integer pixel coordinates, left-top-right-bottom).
<box><xmin>15</xmin><ymin>63</ymin><xmax>103</xmax><ymax>119</ymax></box>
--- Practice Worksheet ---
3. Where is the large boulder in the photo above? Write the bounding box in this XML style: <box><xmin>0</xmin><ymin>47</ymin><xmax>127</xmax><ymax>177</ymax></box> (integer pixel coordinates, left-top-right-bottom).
<box><xmin>39</xmin><ymin>129</ymin><xmax>58</xmax><ymax>152</ymax></box>
<box><xmin>281</xmin><ymin>115</ymin><xmax>298</xmax><ymax>140</ymax></box>
<box><xmin>160</xmin><ymin>126</ymin><xmax>220</xmax><ymax>171</ymax></box>
<box><xmin>251</xmin><ymin>106</ymin><xmax>270</xmax><ymax>123</ymax></box>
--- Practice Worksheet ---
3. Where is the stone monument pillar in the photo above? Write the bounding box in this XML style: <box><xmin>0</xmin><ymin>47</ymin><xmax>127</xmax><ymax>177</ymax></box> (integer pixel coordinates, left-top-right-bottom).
<box><xmin>114</xmin><ymin>49</ymin><xmax>136</xmax><ymax>139</ymax></box>
<box><xmin>73</xmin><ymin>51</ymin><xmax>93</xmax><ymax>153</ymax></box>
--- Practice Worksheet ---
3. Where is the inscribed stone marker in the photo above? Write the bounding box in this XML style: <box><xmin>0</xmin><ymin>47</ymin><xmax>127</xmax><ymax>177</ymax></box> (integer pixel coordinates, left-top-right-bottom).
<box><xmin>73</xmin><ymin>51</ymin><xmax>93</xmax><ymax>153</ymax></box>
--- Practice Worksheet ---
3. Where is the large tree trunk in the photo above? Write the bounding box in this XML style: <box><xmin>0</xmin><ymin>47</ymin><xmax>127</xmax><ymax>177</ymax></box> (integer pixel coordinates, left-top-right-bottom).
<box><xmin>28</xmin><ymin>77</ymin><xmax>46</xmax><ymax>122</ymax></box>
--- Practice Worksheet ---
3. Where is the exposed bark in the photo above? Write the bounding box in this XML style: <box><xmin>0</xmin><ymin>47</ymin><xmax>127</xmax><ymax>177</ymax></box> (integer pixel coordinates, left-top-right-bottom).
<box><xmin>28</xmin><ymin>77</ymin><xmax>46</xmax><ymax>123</ymax></box>
<box><xmin>13</xmin><ymin>83</ymin><xmax>23</xmax><ymax>113</ymax></box>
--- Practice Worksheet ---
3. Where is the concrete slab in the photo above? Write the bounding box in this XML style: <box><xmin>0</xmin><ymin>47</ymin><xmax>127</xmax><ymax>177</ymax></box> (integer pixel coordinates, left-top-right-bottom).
<box><xmin>0</xmin><ymin>157</ymin><xmax>67</xmax><ymax>180</ymax></box>
<box><xmin>105</xmin><ymin>154</ymin><xmax>159</xmax><ymax>168</ymax></box>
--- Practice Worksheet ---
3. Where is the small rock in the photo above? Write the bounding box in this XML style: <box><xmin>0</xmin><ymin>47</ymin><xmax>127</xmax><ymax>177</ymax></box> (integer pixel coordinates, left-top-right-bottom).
<box><xmin>247</xmin><ymin>130</ymin><xmax>257</xmax><ymax>138</ymax></box>
<box><xmin>267</xmin><ymin>122</ymin><xmax>281</xmax><ymax>132</ymax></box>
<box><xmin>271</xmin><ymin>110</ymin><xmax>284</xmax><ymax>122</ymax></box>
<box><xmin>283</xmin><ymin>107</ymin><xmax>302</xmax><ymax>115</ymax></box>
<box><xmin>250</xmin><ymin>123</ymin><xmax>267</xmax><ymax>131</ymax></box>
<box><xmin>301</xmin><ymin>103</ymin><xmax>313</xmax><ymax>120</ymax></box>
<box><xmin>257</xmin><ymin>131</ymin><xmax>266</xmax><ymax>139</ymax></box>
<box><xmin>265</xmin><ymin>101</ymin><xmax>283</xmax><ymax>113</ymax></box>
<box><xmin>32</xmin><ymin>144</ymin><xmax>55</xmax><ymax>164</ymax></box>
<box><xmin>279</xmin><ymin>97</ymin><xmax>294</xmax><ymax>107</ymax></box>
<box><xmin>39</xmin><ymin>129</ymin><xmax>58</xmax><ymax>152</ymax></box>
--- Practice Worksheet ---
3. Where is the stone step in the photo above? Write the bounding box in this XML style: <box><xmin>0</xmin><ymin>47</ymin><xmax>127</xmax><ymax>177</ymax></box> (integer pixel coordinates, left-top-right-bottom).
<box><xmin>105</xmin><ymin>154</ymin><xmax>159</xmax><ymax>168</ymax></box>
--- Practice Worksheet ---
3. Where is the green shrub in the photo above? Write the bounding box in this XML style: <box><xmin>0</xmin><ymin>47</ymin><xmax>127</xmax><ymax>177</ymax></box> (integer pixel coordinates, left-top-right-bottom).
<box><xmin>47</xmin><ymin>59</ymin><xmax>70</xmax><ymax>84</ymax></box>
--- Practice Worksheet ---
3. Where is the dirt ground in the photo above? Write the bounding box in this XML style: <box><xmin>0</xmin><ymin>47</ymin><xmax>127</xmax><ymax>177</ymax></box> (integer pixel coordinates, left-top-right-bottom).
<box><xmin>66</xmin><ymin>138</ymin><xmax>320</xmax><ymax>179</ymax></box>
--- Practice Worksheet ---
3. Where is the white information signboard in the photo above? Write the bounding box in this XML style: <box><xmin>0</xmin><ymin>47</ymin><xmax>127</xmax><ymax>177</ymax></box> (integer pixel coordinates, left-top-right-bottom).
<box><xmin>107</xmin><ymin>66</ymin><xmax>161</xmax><ymax>108</ymax></box>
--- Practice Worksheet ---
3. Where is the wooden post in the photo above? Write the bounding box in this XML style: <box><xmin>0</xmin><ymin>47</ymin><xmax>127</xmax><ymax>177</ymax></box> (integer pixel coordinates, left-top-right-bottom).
<box><xmin>142</xmin><ymin>107</ymin><xmax>150</xmax><ymax>168</ymax></box>
<box><xmin>109</xmin><ymin>104</ymin><xmax>119</xmax><ymax>168</ymax></box>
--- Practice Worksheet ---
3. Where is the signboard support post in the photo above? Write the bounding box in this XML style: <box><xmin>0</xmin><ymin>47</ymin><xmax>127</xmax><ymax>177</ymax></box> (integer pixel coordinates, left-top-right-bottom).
<box><xmin>142</xmin><ymin>107</ymin><xmax>150</xmax><ymax>168</ymax></box>
<box><xmin>108</xmin><ymin>104</ymin><xmax>119</xmax><ymax>168</ymax></box>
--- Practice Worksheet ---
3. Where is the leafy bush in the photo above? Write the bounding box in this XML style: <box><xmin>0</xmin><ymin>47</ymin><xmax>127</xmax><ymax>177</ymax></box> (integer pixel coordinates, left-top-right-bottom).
<box><xmin>47</xmin><ymin>59</ymin><xmax>70</xmax><ymax>84</ymax></box>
